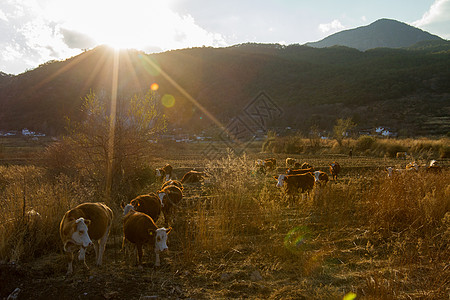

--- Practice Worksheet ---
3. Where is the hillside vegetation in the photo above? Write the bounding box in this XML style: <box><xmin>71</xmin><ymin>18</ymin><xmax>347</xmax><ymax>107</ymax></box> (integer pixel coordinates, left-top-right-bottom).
<box><xmin>1</xmin><ymin>41</ymin><xmax>450</xmax><ymax>135</ymax></box>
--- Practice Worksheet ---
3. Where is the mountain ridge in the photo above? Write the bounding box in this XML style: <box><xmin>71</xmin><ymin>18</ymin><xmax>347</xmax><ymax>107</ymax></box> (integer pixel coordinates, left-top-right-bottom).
<box><xmin>306</xmin><ymin>18</ymin><xmax>444</xmax><ymax>51</ymax></box>
<box><xmin>0</xmin><ymin>21</ymin><xmax>449</xmax><ymax>136</ymax></box>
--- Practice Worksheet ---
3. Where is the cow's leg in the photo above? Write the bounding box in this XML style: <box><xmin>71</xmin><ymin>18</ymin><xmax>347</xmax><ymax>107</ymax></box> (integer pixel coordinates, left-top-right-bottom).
<box><xmin>155</xmin><ymin>249</ymin><xmax>161</xmax><ymax>267</ymax></box>
<box><xmin>136</xmin><ymin>244</ymin><xmax>143</xmax><ymax>269</ymax></box>
<box><xmin>97</xmin><ymin>224</ymin><xmax>111</xmax><ymax>266</ymax></box>
<box><xmin>78</xmin><ymin>247</ymin><xmax>89</xmax><ymax>271</ymax></box>
<box><xmin>66</xmin><ymin>251</ymin><xmax>74</xmax><ymax>275</ymax></box>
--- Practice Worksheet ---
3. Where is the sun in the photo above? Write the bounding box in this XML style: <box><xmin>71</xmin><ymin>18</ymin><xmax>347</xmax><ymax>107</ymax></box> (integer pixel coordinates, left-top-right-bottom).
<box><xmin>50</xmin><ymin>0</ymin><xmax>177</xmax><ymax>50</ymax></box>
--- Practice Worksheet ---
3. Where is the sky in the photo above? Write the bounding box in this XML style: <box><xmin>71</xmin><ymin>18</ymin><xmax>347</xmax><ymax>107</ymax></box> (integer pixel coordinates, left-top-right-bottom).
<box><xmin>0</xmin><ymin>0</ymin><xmax>449</xmax><ymax>75</ymax></box>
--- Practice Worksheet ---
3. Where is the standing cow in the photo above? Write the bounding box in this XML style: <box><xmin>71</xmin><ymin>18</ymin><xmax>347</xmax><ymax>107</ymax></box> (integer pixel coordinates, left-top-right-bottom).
<box><xmin>60</xmin><ymin>202</ymin><xmax>113</xmax><ymax>275</ymax></box>
<box><xmin>122</xmin><ymin>204</ymin><xmax>171</xmax><ymax>268</ymax></box>
<box><xmin>329</xmin><ymin>161</ymin><xmax>341</xmax><ymax>181</ymax></box>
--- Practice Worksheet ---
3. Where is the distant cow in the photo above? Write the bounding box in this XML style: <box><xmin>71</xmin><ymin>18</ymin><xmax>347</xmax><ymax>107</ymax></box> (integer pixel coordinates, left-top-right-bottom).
<box><xmin>122</xmin><ymin>204</ymin><xmax>171</xmax><ymax>268</ymax></box>
<box><xmin>161</xmin><ymin>179</ymin><xmax>183</xmax><ymax>191</ymax></box>
<box><xmin>274</xmin><ymin>173</ymin><xmax>315</xmax><ymax>196</ymax></box>
<box><xmin>256</xmin><ymin>159</ymin><xmax>276</xmax><ymax>173</ymax></box>
<box><xmin>156</xmin><ymin>164</ymin><xmax>173</xmax><ymax>182</ymax></box>
<box><xmin>329</xmin><ymin>161</ymin><xmax>341</xmax><ymax>180</ymax></box>
<box><xmin>158</xmin><ymin>185</ymin><xmax>183</xmax><ymax>227</ymax></box>
<box><xmin>285</xmin><ymin>157</ymin><xmax>296</xmax><ymax>168</ymax></box>
<box><xmin>128</xmin><ymin>194</ymin><xmax>161</xmax><ymax>223</ymax></box>
<box><xmin>300</xmin><ymin>162</ymin><xmax>313</xmax><ymax>169</ymax></box>
<box><xmin>396</xmin><ymin>152</ymin><xmax>407</xmax><ymax>160</ymax></box>
<box><xmin>312</xmin><ymin>171</ymin><xmax>329</xmax><ymax>185</ymax></box>
<box><xmin>286</xmin><ymin>167</ymin><xmax>314</xmax><ymax>175</ymax></box>
<box><xmin>181</xmin><ymin>170</ymin><xmax>205</xmax><ymax>184</ymax></box>
<box><xmin>406</xmin><ymin>161</ymin><xmax>419</xmax><ymax>171</ymax></box>
<box><xmin>60</xmin><ymin>202</ymin><xmax>113</xmax><ymax>275</ymax></box>
<box><xmin>386</xmin><ymin>166</ymin><xmax>409</xmax><ymax>178</ymax></box>
<box><xmin>426</xmin><ymin>160</ymin><xmax>442</xmax><ymax>173</ymax></box>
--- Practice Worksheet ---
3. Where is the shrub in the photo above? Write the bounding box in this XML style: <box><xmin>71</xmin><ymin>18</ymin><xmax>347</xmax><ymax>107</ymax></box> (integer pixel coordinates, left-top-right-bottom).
<box><xmin>355</xmin><ymin>135</ymin><xmax>376</xmax><ymax>151</ymax></box>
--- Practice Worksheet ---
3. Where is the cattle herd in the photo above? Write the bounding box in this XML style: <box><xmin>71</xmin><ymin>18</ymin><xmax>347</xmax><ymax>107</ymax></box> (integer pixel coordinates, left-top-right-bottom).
<box><xmin>59</xmin><ymin>154</ymin><xmax>442</xmax><ymax>274</ymax></box>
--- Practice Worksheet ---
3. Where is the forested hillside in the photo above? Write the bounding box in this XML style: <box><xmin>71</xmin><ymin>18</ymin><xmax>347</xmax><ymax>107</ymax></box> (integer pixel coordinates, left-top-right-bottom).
<box><xmin>1</xmin><ymin>41</ymin><xmax>449</xmax><ymax>136</ymax></box>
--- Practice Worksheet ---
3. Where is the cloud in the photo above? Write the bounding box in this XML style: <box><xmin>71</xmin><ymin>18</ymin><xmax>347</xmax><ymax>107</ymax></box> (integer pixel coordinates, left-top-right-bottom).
<box><xmin>318</xmin><ymin>19</ymin><xmax>345</xmax><ymax>33</ymax></box>
<box><xmin>60</xmin><ymin>28</ymin><xmax>96</xmax><ymax>49</ymax></box>
<box><xmin>0</xmin><ymin>9</ymin><xmax>8</xmax><ymax>22</ymax></box>
<box><xmin>0</xmin><ymin>0</ymin><xmax>227</xmax><ymax>74</ymax></box>
<box><xmin>413</xmin><ymin>0</ymin><xmax>450</xmax><ymax>39</ymax></box>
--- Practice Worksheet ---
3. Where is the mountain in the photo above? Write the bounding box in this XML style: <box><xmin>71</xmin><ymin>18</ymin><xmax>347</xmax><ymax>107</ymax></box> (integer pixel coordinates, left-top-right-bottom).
<box><xmin>306</xmin><ymin>19</ymin><xmax>444</xmax><ymax>51</ymax></box>
<box><xmin>0</xmin><ymin>41</ymin><xmax>449</xmax><ymax>136</ymax></box>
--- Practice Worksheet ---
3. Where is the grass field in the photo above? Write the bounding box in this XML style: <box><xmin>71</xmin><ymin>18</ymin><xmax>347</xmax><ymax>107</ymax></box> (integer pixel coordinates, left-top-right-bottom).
<box><xmin>0</xmin><ymin>138</ymin><xmax>449</xmax><ymax>299</ymax></box>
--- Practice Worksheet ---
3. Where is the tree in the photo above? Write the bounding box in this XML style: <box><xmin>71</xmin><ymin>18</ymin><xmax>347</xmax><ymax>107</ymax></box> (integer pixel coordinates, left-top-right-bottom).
<box><xmin>333</xmin><ymin>118</ymin><xmax>356</xmax><ymax>146</ymax></box>
<box><xmin>62</xmin><ymin>89</ymin><xmax>166</xmax><ymax>203</ymax></box>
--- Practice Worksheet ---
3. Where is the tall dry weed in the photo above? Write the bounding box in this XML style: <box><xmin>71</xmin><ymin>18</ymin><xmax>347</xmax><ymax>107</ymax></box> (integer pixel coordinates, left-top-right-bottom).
<box><xmin>0</xmin><ymin>166</ymin><xmax>88</xmax><ymax>262</ymax></box>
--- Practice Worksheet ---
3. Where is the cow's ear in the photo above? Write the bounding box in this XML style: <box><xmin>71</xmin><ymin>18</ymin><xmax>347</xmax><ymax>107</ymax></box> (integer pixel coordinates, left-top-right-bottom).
<box><xmin>273</xmin><ymin>176</ymin><xmax>279</xmax><ymax>180</ymax></box>
<box><xmin>166</xmin><ymin>227</ymin><xmax>172</xmax><ymax>234</ymax></box>
<box><xmin>120</xmin><ymin>201</ymin><xmax>125</xmax><ymax>208</ymax></box>
<box><xmin>84</xmin><ymin>219</ymin><xmax>91</xmax><ymax>227</ymax></box>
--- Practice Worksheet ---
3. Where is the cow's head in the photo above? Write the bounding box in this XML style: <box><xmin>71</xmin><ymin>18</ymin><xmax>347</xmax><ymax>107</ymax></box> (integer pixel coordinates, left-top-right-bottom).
<box><xmin>158</xmin><ymin>192</ymin><xmax>166</xmax><ymax>207</ymax></box>
<box><xmin>64</xmin><ymin>217</ymin><xmax>92</xmax><ymax>257</ymax></box>
<box><xmin>149</xmin><ymin>227</ymin><xmax>172</xmax><ymax>253</ymax></box>
<box><xmin>273</xmin><ymin>174</ymin><xmax>287</xmax><ymax>188</ymax></box>
<box><xmin>123</xmin><ymin>204</ymin><xmax>135</xmax><ymax>216</ymax></box>
<box><xmin>313</xmin><ymin>171</ymin><xmax>321</xmax><ymax>182</ymax></box>
<box><xmin>385</xmin><ymin>167</ymin><xmax>393</xmax><ymax>178</ymax></box>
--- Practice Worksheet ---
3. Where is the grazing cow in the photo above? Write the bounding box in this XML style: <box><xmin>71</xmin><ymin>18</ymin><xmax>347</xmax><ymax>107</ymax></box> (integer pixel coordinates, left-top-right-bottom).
<box><xmin>60</xmin><ymin>202</ymin><xmax>113</xmax><ymax>275</ymax></box>
<box><xmin>128</xmin><ymin>194</ymin><xmax>161</xmax><ymax>223</ymax></box>
<box><xmin>286</xmin><ymin>167</ymin><xmax>315</xmax><ymax>175</ymax></box>
<box><xmin>274</xmin><ymin>173</ymin><xmax>315</xmax><ymax>196</ymax></box>
<box><xmin>329</xmin><ymin>161</ymin><xmax>341</xmax><ymax>180</ymax></box>
<box><xmin>158</xmin><ymin>185</ymin><xmax>183</xmax><ymax>226</ymax></box>
<box><xmin>285</xmin><ymin>157</ymin><xmax>296</xmax><ymax>168</ymax></box>
<box><xmin>406</xmin><ymin>161</ymin><xmax>419</xmax><ymax>171</ymax></box>
<box><xmin>312</xmin><ymin>171</ymin><xmax>329</xmax><ymax>185</ymax></box>
<box><xmin>161</xmin><ymin>179</ymin><xmax>183</xmax><ymax>191</ymax></box>
<box><xmin>256</xmin><ymin>159</ymin><xmax>275</xmax><ymax>173</ymax></box>
<box><xmin>426</xmin><ymin>160</ymin><xmax>442</xmax><ymax>173</ymax></box>
<box><xmin>300</xmin><ymin>162</ymin><xmax>313</xmax><ymax>169</ymax></box>
<box><xmin>181</xmin><ymin>170</ymin><xmax>205</xmax><ymax>184</ymax></box>
<box><xmin>396</xmin><ymin>152</ymin><xmax>407</xmax><ymax>160</ymax></box>
<box><xmin>156</xmin><ymin>164</ymin><xmax>173</xmax><ymax>182</ymax></box>
<box><xmin>385</xmin><ymin>166</ymin><xmax>416</xmax><ymax>178</ymax></box>
<box><xmin>122</xmin><ymin>204</ymin><xmax>171</xmax><ymax>268</ymax></box>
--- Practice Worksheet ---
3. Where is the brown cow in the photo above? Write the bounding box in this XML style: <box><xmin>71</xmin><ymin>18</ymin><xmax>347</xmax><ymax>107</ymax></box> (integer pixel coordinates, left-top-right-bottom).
<box><xmin>181</xmin><ymin>170</ymin><xmax>205</xmax><ymax>184</ymax></box>
<box><xmin>329</xmin><ymin>161</ymin><xmax>341</xmax><ymax>180</ymax></box>
<box><xmin>285</xmin><ymin>157</ymin><xmax>296</xmax><ymax>168</ymax></box>
<box><xmin>161</xmin><ymin>179</ymin><xmax>184</xmax><ymax>191</ymax></box>
<box><xmin>274</xmin><ymin>173</ymin><xmax>315</xmax><ymax>196</ymax></box>
<box><xmin>128</xmin><ymin>194</ymin><xmax>161</xmax><ymax>223</ymax></box>
<box><xmin>286</xmin><ymin>167</ymin><xmax>315</xmax><ymax>175</ymax></box>
<box><xmin>158</xmin><ymin>185</ymin><xmax>183</xmax><ymax>227</ymax></box>
<box><xmin>312</xmin><ymin>171</ymin><xmax>329</xmax><ymax>185</ymax></box>
<box><xmin>122</xmin><ymin>204</ymin><xmax>171</xmax><ymax>268</ymax></box>
<box><xmin>156</xmin><ymin>164</ymin><xmax>173</xmax><ymax>182</ymax></box>
<box><xmin>256</xmin><ymin>159</ymin><xmax>276</xmax><ymax>173</ymax></box>
<box><xmin>60</xmin><ymin>202</ymin><xmax>113</xmax><ymax>275</ymax></box>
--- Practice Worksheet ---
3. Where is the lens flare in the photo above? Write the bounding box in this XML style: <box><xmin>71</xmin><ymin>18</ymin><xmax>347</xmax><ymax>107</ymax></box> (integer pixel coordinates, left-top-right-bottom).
<box><xmin>284</xmin><ymin>226</ymin><xmax>310</xmax><ymax>254</ymax></box>
<box><xmin>162</xmin><ymin>94</ymin><xmax>175</xmax><ymax>108</ymax></box>
<box><xmin>343</xmin><ymin>292</ymin><xmax>357</xmax><ymax>300</ymax></box>
<box><xmin>139</xmin><ymin>54</ymin><xmax>160</xmax><ymax>76</ymax></box>
<box><xmin>150</xmin><ymin>83</ymin><xmax>159</xmax><ymax>91</ymax></box>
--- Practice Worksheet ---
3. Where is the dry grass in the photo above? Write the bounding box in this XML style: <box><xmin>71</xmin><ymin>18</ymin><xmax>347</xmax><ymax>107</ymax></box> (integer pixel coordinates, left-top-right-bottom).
<box><xmin>1</xmin><ymin>146</ymin><xmax>449</xmax><ymax>299</ymax></box>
